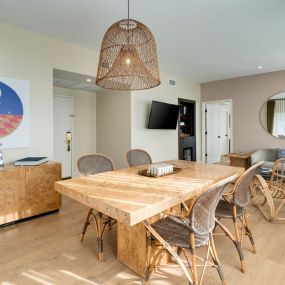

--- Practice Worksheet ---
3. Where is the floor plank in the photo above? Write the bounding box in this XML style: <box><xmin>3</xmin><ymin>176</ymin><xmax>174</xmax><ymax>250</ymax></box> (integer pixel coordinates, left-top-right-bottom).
<box><xmin>0</xmin><ymin>197</ymin><xmax>284</xmax><ymax>285</ymax></box>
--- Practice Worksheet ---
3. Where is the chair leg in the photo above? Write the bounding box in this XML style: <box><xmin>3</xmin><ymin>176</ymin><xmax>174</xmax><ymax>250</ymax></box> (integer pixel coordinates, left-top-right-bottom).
<box><xmin>242</xmin><ymin>213</ymin><xmax>256</xmax><ymax>254</ymax></box>
<box><xmin>215</xmin><ymin>218</ymin><xmax>245</xmax><ymax>273</ymax></box>
<box><xmin>209</xmin><ymin>235</ymin><xmax>226</xmax><ymax>285</ymax></box>
<box><xmin>143</xmin><ymin>232</ymin><xmax>153</xmax><ymax>285</ymax></box>
<box><xmin>81</xmin><ymin>209</ymin><xmax>113</xmax><ymax>262</ymax></box>
<box><xmin>143</xmin><ymin>220</ymin><xmax>193</xmax><ymax>285</ymax></box>
<box><xmin>232</xmin><ymin>207</ymin><xmax>245</xmax><ymax>273</ymax></box>
<box><xmin>190</xmin><ymin>234</ymin><xmax>198</xmax><ymax>285</ymax></box>
<box><xmin>94</xmin><ymin>213</ymin><xmax>106</xmax><ymax>261</ymax></box>
<box><xmin>80</xmin><ymin>208</ymin><xmax>93</xmax><ymax>241</ymax></box>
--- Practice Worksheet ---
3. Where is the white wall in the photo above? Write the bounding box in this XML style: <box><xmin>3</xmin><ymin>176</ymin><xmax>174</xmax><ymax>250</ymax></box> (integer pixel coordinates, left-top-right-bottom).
<box><xmin>96</xmin><ymin>74</ymin><xmax>201</xmax><ymax>168</ymax></box>
<box><xmin>53</xmin><ymin>87</ymin><xmax>96</xmax><ymax>176</ymax></box>
<box><xmin>96</xmin><ymin>90</ymin><xmax>131</xmax><ymax>169</ymax></box>
<box><xmin>0</xmin><ymin>22</ymin><xmax>201</xmax><ymax>166</ymax></box>
<box><xmin>0</xmin><ymin>22</ymin><xmax>98</xmax><ymax>163</ymax></box>
<box><xmin>131</xmin><ymin>72</ymin><xmax>201</xmax><ymax>162</ymax></box>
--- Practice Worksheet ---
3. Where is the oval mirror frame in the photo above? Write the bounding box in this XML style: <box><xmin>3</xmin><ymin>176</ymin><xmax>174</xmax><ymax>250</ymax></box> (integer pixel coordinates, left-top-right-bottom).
<box><xmin>260</xmin><ymin>91</ymin><xmax>285</xmax><ymax>139</ymax></box>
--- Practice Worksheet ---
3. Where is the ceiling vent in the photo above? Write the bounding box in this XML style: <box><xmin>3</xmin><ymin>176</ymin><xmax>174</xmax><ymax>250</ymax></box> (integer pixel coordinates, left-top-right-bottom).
<box><xmin>169</xmin><ymin>79</ymin><xmax>176</xmax><ymax>86</ymax></box>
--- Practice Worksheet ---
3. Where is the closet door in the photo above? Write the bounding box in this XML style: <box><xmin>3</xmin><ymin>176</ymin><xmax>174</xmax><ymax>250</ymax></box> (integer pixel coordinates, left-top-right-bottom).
<box><xmin>219</xmin><ymin>109</ymin><xmax>230</xmax><ymax>156</ymax></box>
<box><xmin>206</xmin><ymin>103</ymin><xmax>220</xmax><ymax>163</ymax></box>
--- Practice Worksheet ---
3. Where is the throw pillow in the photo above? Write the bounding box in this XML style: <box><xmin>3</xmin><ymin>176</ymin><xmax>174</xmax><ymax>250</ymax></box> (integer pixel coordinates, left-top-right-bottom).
<box><xmin>277</xmin><ymin>149</ymin><xmax>285</xmax><ymax>159</ymax></box>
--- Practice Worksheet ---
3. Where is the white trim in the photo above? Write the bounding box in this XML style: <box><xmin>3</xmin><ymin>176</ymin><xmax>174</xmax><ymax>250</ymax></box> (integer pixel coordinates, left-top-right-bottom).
<box><xmin>201</xmin><ymin>99</ymin><xmax>233</xmax><ymax>163</ymax></box>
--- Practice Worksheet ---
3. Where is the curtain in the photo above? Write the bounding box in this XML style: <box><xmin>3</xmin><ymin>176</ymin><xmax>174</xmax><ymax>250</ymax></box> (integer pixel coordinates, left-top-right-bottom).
<box><xmin>267</xmin><ymin>100</ymin><xmax>275</xmax><ymax>134</ymax></box>
<box><xmin>272</xmin><ymin>99</ymin><xmax>285</xmax><ymax>137</ymax></box>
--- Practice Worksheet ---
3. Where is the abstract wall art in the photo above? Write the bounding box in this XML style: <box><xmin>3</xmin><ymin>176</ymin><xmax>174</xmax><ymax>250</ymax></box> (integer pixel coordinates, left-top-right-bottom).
<box><xmin>0</xmin><ymin>77</ymin><xmax>30</xmax><ymax>149</ymax></box>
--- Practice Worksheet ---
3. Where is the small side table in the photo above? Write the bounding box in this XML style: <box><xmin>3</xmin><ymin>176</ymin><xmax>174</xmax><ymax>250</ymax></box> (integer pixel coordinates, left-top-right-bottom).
<box><xmin>225</xmin><ymin>153</ymin><xmax>251</xmax><ymax>169</ymax></box>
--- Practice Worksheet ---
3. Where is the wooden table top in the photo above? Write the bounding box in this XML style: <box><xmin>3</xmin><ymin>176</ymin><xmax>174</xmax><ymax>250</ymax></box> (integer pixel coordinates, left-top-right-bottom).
<box><xmin>55</xmin><ymin>160</ymin><xmax>243</xmax><ymax>226</ymax></box>
<box><xmin>225</xmin><ymin>153</ymin><xmax>251</xmax><ymax>159</ymax></box>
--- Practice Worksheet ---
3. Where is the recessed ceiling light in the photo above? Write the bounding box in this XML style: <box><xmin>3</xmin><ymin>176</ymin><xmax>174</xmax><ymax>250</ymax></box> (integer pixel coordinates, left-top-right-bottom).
<box><xmin>258</xmin><ymin>66</ymin><xmax>263</xmax><ymax>69</ymax></box>
<box><xmin>86</xmin><ymin>78</ymin><xmax>92</xmax><ymax>82</ymax></box>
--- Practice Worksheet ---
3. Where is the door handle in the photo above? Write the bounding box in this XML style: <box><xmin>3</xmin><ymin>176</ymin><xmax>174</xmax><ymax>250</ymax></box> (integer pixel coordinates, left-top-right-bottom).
<box><xmin>66</xmin><ymin>131</ymin><xmax>72</xmax><ymax>151</ymax></box>
<box><xmin>218</xmin><ymin>136</ymin><xmax>221</xmax><ymax>138</ymax></box>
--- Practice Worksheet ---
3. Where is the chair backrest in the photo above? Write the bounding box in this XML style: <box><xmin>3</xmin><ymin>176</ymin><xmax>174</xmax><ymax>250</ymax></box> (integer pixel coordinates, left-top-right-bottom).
<box><xmin>233</xmin><ymin>161</ymin><xmax>264</xmax><ymax>207</ymax></box>
<box><xmin>188</xmin><ymin>174</ymin><xmax>237</xmax><ymax>236</ymax></box>
<box><xmin>270</xmin><ymin>157</ymin><xmax>285</xmax><ymax>184</ymax></box>
<box><xmin>126</xmin><ymin>149</ymin><xmax>152</xmax><ymax>167</ymax></box>
<box><xmin>77</xmin><ymin>154</ymin><xmax>115</xmax><ymax>177</ymax></box>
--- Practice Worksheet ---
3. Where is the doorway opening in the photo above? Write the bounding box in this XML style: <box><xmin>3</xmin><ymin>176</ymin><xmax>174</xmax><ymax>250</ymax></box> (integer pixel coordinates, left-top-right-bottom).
<box><xmin>53</xmin><ymin>69</ymin><xmax>99</xmax><ymax>178</ymax></box>
<box><xmin>178</xmin><ymin>98</ymin><xmax>196</xmax><ymax>161</ymax></box>
<box><xmin>202</xmin><ymin>99</ymin><xmax>233</xmax><ymax>164</ymax></box>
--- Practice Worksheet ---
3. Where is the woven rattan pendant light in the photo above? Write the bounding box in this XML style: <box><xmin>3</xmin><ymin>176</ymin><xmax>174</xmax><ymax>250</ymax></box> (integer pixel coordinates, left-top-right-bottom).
<box><xmin>96</xmin><ymin>0</ymin><xmax>160</xmax><ymax>90</ymax></box>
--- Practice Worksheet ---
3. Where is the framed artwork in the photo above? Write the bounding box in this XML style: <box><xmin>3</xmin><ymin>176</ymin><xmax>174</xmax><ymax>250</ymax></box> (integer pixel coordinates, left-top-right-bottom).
<box><xmin>0</xmin><ymin>77</ymin><xmax>30</xmax><ymax>149</ymax></box>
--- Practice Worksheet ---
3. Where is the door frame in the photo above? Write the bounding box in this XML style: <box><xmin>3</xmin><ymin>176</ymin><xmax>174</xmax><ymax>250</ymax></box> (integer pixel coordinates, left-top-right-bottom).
<box><xmin>178</xmin><ymin>98</ymin><xmax>197</xmax><ymax>161</ymax></box>
<box><xmin>53</xmin><ymin>94</ymin><xmax>74</xmax><ymax>178</ymax></box>
<box><xmin>201</xmin><ymin>99</ymin><xmax>233</xmax><ymax>163</ymax></box>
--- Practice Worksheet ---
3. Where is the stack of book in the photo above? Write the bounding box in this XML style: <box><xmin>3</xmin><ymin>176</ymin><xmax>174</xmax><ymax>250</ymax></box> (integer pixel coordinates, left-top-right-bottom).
<box><xmin>14</xmin><ymin>157</ymin><xmax>48</xmax><ymax>166</ymax></box>
<box><xmin>260</xmin><ymin>167</ymin><xmax>272</xmax><ymax>174</ymax></box>
<box><xmin>260</xmin><ymin>167</ymin><xmax>273</xmax><ymax>180</ymax></box>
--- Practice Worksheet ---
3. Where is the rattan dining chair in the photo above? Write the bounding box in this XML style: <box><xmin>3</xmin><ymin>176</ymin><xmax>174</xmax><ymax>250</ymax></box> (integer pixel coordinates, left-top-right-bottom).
<box><xmin>215</xmin><ymin>161</ymin><xmax>264</xmax><ymax>273</ymax></box>
<box><xmin>143</xmin><ymin>174</ymin><xmax>237</xmax><ymax>285</ymax></box>
<box><xmin>77</xmin><ymin>154</ymin><xmax>116</xmax><ymax>261</ymax></box>
<box><xmin>251</xmin><ymin>157</ymin><xmax>285</xmax><ymax>222</ymax></box>
<box><xmin>126</xmin><ymin>149</ymin><xmax>152</xmax><ymax>167</ymax></box>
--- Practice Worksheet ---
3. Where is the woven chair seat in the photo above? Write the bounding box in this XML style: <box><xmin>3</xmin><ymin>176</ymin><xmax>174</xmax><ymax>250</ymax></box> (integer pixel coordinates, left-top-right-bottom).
<box><xmin>152</xmin><ymin>216</ymin><xmax>209</xmax><ymax>248</ymax></box>
<box><xmin>215</xmin><ymin>200</ymin><xmax>244</xmax><ymax>218</ymax></box>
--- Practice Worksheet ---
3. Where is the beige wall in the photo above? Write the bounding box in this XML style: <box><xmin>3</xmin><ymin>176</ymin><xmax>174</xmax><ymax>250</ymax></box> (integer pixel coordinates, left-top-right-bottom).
<box><xmin>131</xmin><ymin>72</ymin><xmax>201</xmax><ymax>162</ymax></box>
<box><xmin>0</xmin><ymin>22</ymin><xmax>98</xmax><ymax>163</ymax></box>
<box><xmin>96</xmin><ymin>90</ymin><xmax>131</xmax><ymax>169</ymax></box>
<box><xmin>53</xmin><ymin>87</ymin><xmax>96</xmax><ymax>176</ymax></box>
<box><xmin>201</xmin><ymin>70</ymin><xmax>285</xmax><ymax>153</ymax></box>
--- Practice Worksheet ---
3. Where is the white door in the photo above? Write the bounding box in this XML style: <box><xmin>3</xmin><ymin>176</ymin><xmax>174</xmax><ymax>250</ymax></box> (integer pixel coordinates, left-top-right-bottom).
<box><xmin>205</xmin><ymin>102</ymin><xmax>231</xmax><ymax>163</ymax></box>
<box><xmin>219</xmin><ymin>109</ymin><xmax>229</xmax><ymax>155</ymax></box>
<box><xmin>206</xmin><ymin>103</ymin><xmax>221</xmax><ymax>163</ymax></box>
<box><xmin>53</xmin><ymin>96</ymin><xmax>73</xmax><ymax>178</ymax></box>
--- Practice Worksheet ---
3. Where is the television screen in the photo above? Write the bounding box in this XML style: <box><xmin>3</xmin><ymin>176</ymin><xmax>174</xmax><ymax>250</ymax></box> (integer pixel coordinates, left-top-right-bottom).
<box><xmin>148</xmin><ymin>101</ymin><xmax>179</xmax><ymax>129</ymax></box>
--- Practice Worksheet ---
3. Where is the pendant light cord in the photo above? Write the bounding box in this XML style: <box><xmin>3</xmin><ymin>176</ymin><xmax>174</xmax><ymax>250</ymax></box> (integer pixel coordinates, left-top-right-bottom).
<box><xmin>128</xmin><ymin>0</ymin><xmax>130</xmax><ymax>21</ymax></box>
<box><xmin>127</xmin><ymin>0</ymin><xmax>130</xmax><ymax>45</ymax></box>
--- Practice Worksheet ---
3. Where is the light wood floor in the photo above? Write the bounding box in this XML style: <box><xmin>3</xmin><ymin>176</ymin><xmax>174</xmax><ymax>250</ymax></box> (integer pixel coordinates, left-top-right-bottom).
<box><xmin>0</xmin><ymin>197</ymin><xmax>285</xmax><ymax>285</ymax></box>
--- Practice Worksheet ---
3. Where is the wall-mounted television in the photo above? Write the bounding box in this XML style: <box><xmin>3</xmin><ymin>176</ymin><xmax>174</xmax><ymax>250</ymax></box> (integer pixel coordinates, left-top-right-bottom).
<box><xmin>148</xmin><ymin>101</ymin><xmax>179</xmax><ymax>130</ymax></box>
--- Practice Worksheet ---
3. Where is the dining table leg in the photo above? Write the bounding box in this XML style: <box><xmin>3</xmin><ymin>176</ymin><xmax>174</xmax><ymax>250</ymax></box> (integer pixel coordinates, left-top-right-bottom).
<box><xmin>117</xmin><ymin>220</ymin><xmax>171</xmax><ymax>277</ymax></box>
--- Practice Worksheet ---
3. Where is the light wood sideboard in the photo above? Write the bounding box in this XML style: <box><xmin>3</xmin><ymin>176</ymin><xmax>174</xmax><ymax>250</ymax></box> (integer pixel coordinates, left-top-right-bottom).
<box><xmin>0</xmin><ymin>161</ymin><xmax>61</xmax><ymax>226</ymax></box>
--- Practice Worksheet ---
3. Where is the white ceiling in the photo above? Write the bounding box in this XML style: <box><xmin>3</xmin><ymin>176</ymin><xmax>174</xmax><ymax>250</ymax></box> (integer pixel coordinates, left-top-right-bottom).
<box><xmin>53</xmin><ymin>69</ymin><xmax>99</xmax><ymax>92</ymax></box>
<box><xmin>0</xmin><ymin>0</ymin><xmax>285</xmax><ymax>83</ymax></box>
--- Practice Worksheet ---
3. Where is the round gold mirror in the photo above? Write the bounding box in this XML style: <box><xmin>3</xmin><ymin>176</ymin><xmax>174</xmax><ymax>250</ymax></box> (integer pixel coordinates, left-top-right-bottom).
<box><xmin>260</xmin><ymin>92</ymin><xmax>285</xmax><ymax>138</ymax></box>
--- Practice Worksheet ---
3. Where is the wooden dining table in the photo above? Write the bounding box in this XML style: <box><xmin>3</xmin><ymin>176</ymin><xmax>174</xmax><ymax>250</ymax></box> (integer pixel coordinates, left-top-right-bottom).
<box><xmin>55</xmin><ymin>160</ymin><xmax>243</xmax><ymax>277</ymax></box>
